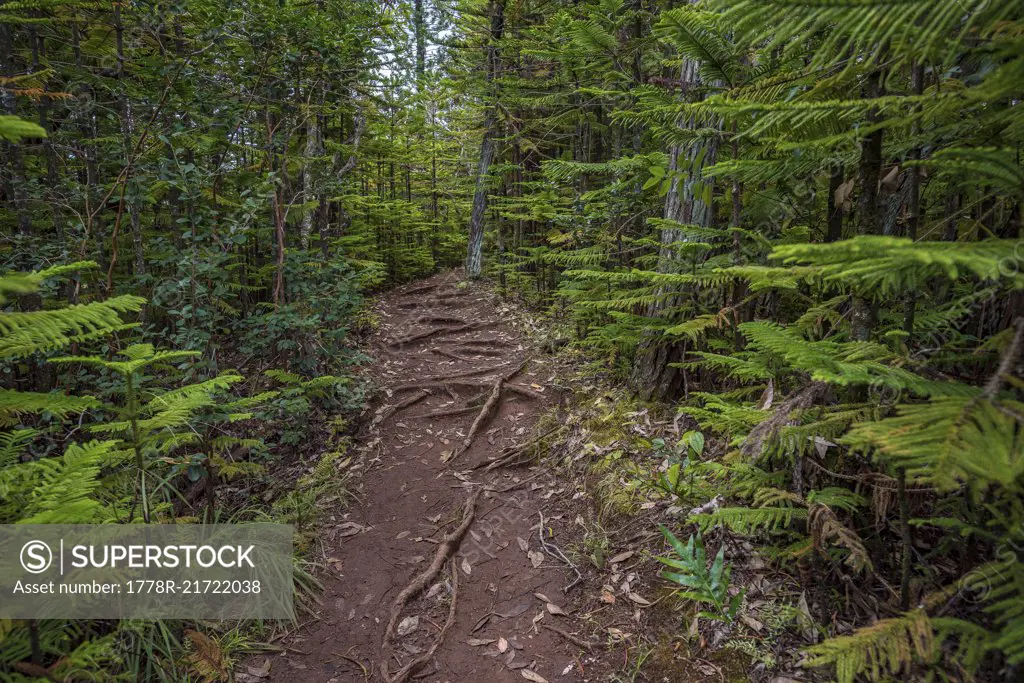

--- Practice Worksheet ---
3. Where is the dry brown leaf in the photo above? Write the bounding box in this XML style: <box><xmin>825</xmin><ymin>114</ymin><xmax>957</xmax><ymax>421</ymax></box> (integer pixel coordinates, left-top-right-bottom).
<box><xmin>521</xmin><ymin>670</ymin><xmax>549</xmax><ymax>683</ymax></box>
<box><xmin>533</xmin><ymin>592</ymin><xmax>551</xmax><ymax>603</ymax></box>
<box><xmin>335</xmin><ymin>522</ymin><xmax>368</xmax><ymax>538</ymax></box>
<box><xmin>528</xmin><ymin>550</ymin><xmax>544</xmax><ymax>568</ymax></box>
<box><xmin>600</xmin><ymin>590</ymin><xmax>616</xmax><ymax>604</ymax></box>
<box><xmin>498</xmin><ymin>637</ymin><xmax>509</xmax><ymax>653</ymax></box>
<box><xmin>607</xmin><ymin>550</ymin><xmax>635</xmax><ymax>564</ymax></box>
<box><xmin>545</xmin><ymin>602</ymin><xmax>567</xmax><ymax>616</ymax></box>
<box><xmin>517</xmin><ymin>537</ymin><xmax>529</xmax><ymax>551</ymax></box>
<box><xmin>396</xmin><ymin>616</ymin><xmax>419</xmax><ymax>637</ymax></box>
<box><xmin>467</xmin><ymin>638</ymin><xmax>495</xmax><ymax>646</ymax></box>
<box><xmin>245</xmin><ymin>659</ymin><xmax>271</xmax><ymax>679</ymax></box>
<box><xmin>628</xmin><ymin>593</ymin><xmax>652</xmax><ymax>606</ymax></box>
<box><xmin>184</xmin><ymin>629</ymin><xmax>229</xmax><ymax>683</ymax></box>
<box><xmin>461</xmin><ymin>557</ymin><xmax>472</xmax><ymax>576</ymax></box>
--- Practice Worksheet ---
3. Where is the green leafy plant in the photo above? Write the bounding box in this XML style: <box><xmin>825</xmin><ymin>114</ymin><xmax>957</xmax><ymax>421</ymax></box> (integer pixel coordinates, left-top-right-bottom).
<box><xmin>657</xmin><ymin>525</ymin><xmax>744</xmax><ymax>624</ymax></box>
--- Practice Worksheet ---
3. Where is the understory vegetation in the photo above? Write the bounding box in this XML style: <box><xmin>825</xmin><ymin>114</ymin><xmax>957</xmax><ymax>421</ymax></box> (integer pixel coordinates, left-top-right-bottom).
<box><xmin>2</xmin><ymin>0</ymin><xmax>1023</xmax><ymax>681</ymax></box>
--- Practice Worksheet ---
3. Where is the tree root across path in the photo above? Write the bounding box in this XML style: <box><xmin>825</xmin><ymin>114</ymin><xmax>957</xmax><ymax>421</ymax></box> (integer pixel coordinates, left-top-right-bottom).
<box><xmin>374</xmin><ymin>389</ymin><xmax>431</xmax><ymax>424</ymax></box>
<box><xmin>444</xmin><ymin>361</ymin><xmax>528</xmax><ymax>463</ymax></box>
<box><xmin>380</xmin><ymin>489</ymin><xmax>481</xmax><ymax>683</ymax></box>
<box><xmin>388</xmin><ymin>322</ymin><xmax>487</xmax><ymax>348</ymax></box>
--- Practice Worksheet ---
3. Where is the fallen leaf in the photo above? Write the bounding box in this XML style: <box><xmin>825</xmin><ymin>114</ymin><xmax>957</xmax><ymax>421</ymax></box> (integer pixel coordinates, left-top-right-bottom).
<box><xmin>245</xmin><ymin>659</ymin><xmax>271</xmax><ymax>679</ymax></box>
<box><xmin>528</xmin><ymin>550</ymin><xmax>544</xmax><ymax>569</ymax></box>
<box><xmin>471</xmin><ymin>614</ymin><xmax>492</xmax><ymax>633</ymax></box>
<box><xmin>467</xmin><ymin>638</ymin><xmax>495</xmax><ymax>646</ymax></box>
<box><xmin>545</xmin><ymin>602</ymin><xmax>567</xmax><ymax>616</ymax></box>
<box><xmin>498</xmin><ymin>637</ymin><xmax>509</xmax><ymax>653</ymax></box>
<box><xmin>741</xmin><ymin>614</ymin><xmax>764</xmax><ymax>632</ymax></box>
<box><xmin>607</xmin><ymin>550</ymin><xmax>634</xmax><ymax>564</ymax></box>
<box><xmin>517</xmin><ymin>537</ymin><xmax>529</xmax><ymax>552</ymax></box>
<box><xmin>521</xmin><ymin>670</ymin><xmax>549</xmax><ymax>683</ymax></box>
<box><xmin>600</xmin><ymin>590</ymin><xmax>616</xmax><ymax>604</ymax></box>
<box><xmin>533</xmin><ymin>592</ymin><xmax>551</xmax><ymax>603</ymax></box>
<box><xmin>628</xmin><ymin>593</ymin><xmax>652</xmax><ymax>606</ymax></box>
<box><xmin>461</xmin><ymin>557</ymin><xmax>472</xmax><ymax>576</ymax></box>
<box><xmin>335</xmin><ymin>522</ymin><xmax>368</xmax><ymax>538</ymax></box>
<box><xmin>396</xmin><ymin>616</ymin><xmax>419</xmax><ymax>637</ymax></box>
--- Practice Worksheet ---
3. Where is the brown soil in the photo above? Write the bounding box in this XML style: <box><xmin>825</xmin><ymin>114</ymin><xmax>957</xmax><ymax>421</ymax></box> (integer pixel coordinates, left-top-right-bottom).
<box><xmin>253</xmin><ymin>272</ymin><xmax>616</xmax><ymax>683</ymax></box>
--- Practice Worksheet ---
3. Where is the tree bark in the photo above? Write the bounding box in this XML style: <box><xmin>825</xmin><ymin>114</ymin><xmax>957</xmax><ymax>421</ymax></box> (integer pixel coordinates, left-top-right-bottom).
<box><xmin>630</xmin><ymin>3</ymin><xmax>718</xmax><ymax>400</ymax></box>
<box><xmin>851</xmin><ymin>69</ymin><xmax>884</xmax><ymax>342</ymax></box>
<box><xmin>465</xmin><ymin>0</ymin><xmax>505</xmax><ymax>278</ymax></box>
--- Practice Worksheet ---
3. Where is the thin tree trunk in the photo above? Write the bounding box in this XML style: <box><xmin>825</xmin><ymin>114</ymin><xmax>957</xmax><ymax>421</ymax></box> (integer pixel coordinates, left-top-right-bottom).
<box><xmin>851</xmin><ymin>69</ymin><xmax>885</xmax><ymax>342</ymax></box>
<box><xmin>466</xmin><ymin>0</ymin><xmax>505</xmax><ymax>278</ymax></box>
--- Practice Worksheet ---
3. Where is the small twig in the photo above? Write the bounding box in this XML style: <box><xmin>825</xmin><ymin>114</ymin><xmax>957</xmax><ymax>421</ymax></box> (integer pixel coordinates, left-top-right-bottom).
<box><xmin>538</xmin><ymin>511</ymin><xmax>584</xmax><ymax>592</ymax></box>
<box><xmin>542</xmin><ymin>623</ymin><xmax>596</xmax><ymax>651</ymax></box>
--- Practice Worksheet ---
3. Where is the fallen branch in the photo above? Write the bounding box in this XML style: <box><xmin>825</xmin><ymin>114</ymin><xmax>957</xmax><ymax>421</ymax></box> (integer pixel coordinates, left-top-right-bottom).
<box><xmin>380</xmin><ymin>490</ymin><xmax>480</xmax><ymax>682</ymax></box>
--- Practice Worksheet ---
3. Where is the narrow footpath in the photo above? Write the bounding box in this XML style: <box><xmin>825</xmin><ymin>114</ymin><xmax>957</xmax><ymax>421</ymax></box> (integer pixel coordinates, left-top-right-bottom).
<box><xmin>262</xmin><ymin>272</ymin><xmax>604</xmax><ymax>683</ymax></box>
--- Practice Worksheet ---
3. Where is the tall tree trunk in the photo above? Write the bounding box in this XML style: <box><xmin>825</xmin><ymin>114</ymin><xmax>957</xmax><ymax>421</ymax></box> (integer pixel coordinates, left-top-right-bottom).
<box><xmin>630</xmin><ymin>9</ymin><xmax>718</xmax><ymax>400</ymax></box>
<box><xmin>465</xmin><ymin>0</ymin><xmax>505</xmax><ymax>278</ymax></box>
<box><xmin>826</xmin><ymin>165</ymin><xmax>845</xmax><ymax>243</ymax></box>
<box><xmin>902</xmin><ymin>61</ymin><xmax>925</xmax><ymax>338</ymax></box>
<box><xmin>300</xmin><ymin>94</ymin><xmax>322</xmax><ymax>251</ymax></box>
<box><xmin>851</xmin><ymin>69</ymin><xmax>884</xmax><ymax>342</ymax></box>
<box><xmin>414</xmin><ymin>0</ymin><xmax>427</xmax><ymax>85</ymax></box>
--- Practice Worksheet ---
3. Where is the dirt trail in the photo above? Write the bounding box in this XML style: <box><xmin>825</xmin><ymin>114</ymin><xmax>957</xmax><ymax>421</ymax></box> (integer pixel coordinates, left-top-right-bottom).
<box><xmin>263</xmin><ymin>272</ymin><xmax>598</xmax><ymax>683</ymax></box>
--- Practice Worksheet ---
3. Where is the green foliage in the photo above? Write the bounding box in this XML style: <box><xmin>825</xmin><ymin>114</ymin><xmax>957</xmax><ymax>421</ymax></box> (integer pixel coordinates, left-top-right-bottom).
<box><xmin>657</xmin><ymin>526</ymin><xmax>744</xmax><ymax>624</ymax></box>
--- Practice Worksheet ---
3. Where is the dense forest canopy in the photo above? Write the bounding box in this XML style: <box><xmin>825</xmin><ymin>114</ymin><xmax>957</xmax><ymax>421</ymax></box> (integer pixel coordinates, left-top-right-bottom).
<box><xmin>1</xmin><ymin>0</ymin><xmax>1023</xmax><ymax>680</ymax></box>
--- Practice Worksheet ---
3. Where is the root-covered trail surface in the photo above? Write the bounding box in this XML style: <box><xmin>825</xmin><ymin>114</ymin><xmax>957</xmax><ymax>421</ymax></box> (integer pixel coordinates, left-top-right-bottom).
<box><xmin>264</xmin><ymin>273</ymin><xmax>608</xmax><ymax>683</ymax></box>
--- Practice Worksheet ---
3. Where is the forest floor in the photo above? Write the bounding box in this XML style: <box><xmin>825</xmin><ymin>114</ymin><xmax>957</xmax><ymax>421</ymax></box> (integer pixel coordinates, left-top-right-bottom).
<box><xmin>243</xmin><ymin>272</ymin><xmax>634</xmax><ymax>683</ymax></box>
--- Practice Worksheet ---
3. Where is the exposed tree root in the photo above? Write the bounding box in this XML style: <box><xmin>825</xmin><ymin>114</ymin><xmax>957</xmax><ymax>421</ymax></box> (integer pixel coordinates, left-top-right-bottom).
<box><xmin>504</xmin><ymin>384</ymin><xmax>544</xmax><ymax>400</ymax></box>
<box><xmin>375</xmin><ymin>389</ymin><xmax>430</xmax><ymax>423</ymax></box>
<box><xmin>474</xmin><ymin>425</ymin><xmax>566</xmax><ymax>471</ymax></box>
<box><xmin>389</xmin><ymin>322</ymin><xmax>482</xmax><ymax>348</ymax></box>
<box><xmin>400</xmin><ymin>282</ymin><xmax>439</xmax><ymax>297</ymax></box>
<box><xmin>444</xmin><ymin>362</ymin><xmax>528</xmax><ymax>463</ymax></box>
<box><xmin>429</xmin><ymin>348</ymin><xmax>475</xmax><ymax>362</ymax></box>
<box><xmin>380</xmin><ymin>490</ymin><xmax>480</xmax><ymax>683</ymax></box>
<box><xmin>409</xmin><ymin>404</ymin><xmax>480</xmax><ymax>419</ymax></box>
<box><xmin>456</xmin><ymin>337</ymin><xmax>515</xmax><ymax>349</ymax></box>
<box><xmin>392</xmin><ymin>379</ymin><xmax>493</xmax><ymax>394</ymax></box>
<box><xmin>393</xmin><ymin>363</ymin><xmax>515</xmax><ymax>389</ymax></box>
<box><xmin>412</xmin><ymin>315</ymin><xmax>468</xmax><ymax>326</ymax></box>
